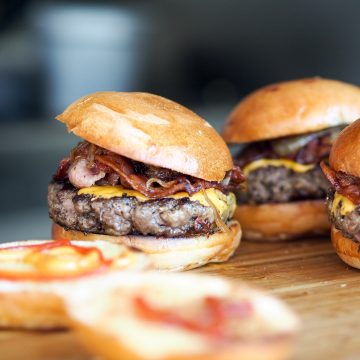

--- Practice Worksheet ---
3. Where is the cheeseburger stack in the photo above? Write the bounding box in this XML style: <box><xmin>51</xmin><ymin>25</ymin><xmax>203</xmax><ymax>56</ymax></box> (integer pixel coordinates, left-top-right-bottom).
<box><xmin>321</xmin><ymin>119</ymin><xmax>360</xmax><ymax>269</ymax></box>
<box><xmin>223</xmin><ymin>77</ymin><xmax>360</xmax><ymax>241</ymax></box>
<box><xmin>49</xmin><ymin>92</ymin><xmax>244</xmax><ymax>271</ymax></box>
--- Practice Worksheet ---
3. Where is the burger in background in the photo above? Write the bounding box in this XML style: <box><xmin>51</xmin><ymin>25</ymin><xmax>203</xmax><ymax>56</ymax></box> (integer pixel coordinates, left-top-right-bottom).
<box><xmin>321</xmin><ymin>119</ymin><xmax>360</xmax><ymax>269</ymax></box>
<box><xmin>223</xmin><ymin>77</ymin><xmax>360</xmax><ymax>241</ymax></box>
<box><xmin>49</xmin><ymin>92</ymin><xmax>244</xmax><ymax>271</ymax></box>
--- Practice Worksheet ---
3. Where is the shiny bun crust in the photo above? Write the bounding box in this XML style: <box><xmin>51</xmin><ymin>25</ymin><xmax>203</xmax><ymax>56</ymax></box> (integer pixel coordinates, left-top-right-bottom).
<box><xmin>329</xmin><ymin>118</ymin><xmax>360</xmax><ymax>178</ymax></box>
<box><xmin>52</xmin><ymin>221</ymin><xmax>241</xmax><ymax>272</ymax></box>
<box><xmin>56</xmin><ymin>92</ymin><xmax>233</xmax><ymax>182</ymax></box>
<box><xmin>331</xmin><ymin>227</ymin><xmax>360</xmax><ymax>269</ymax></box>
<box><xmin>233</xmin><ymin>200</ymin><xmax>329</xmax><ymax>241</ymax></box>
<box><xmin>223</xmin><ymin>77</ymin><xmax>360</xmax><ymax>143</ymax></box>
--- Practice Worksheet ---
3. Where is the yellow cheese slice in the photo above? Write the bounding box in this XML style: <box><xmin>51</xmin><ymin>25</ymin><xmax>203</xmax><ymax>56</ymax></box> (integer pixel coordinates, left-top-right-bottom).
<box><xmin>243</xmin><ymin>159</ymin><xmax>314</xmax><ymax>176</ymax></box>
<box><xmin>78</xmin><ymin>186</ymin><xmax>236</xmax><ymax>219</ymax></box>
<box><xmin>331</xmin><ymin>192</ymin><xmax>356</xmax><ymax>216</ymax></box>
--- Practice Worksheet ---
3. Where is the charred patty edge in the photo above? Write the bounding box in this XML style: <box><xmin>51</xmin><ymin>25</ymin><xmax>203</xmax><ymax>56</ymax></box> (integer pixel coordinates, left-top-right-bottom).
<box><xmin>237</xmin><ymin>165</ymin><xmax>329</xmax><ymax>205</ymax></box>
<box><xmin>48</xmin><ymin>181</ymin><xmax>234</xmax><ymax>238</ymax></box>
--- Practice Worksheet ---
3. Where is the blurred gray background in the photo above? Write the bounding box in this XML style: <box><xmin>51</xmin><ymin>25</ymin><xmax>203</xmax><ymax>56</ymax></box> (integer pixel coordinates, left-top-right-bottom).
<box><xmin>1</xmin><ymin>0</ymin><xmax>360</xmax><ymax>241</ymax></box>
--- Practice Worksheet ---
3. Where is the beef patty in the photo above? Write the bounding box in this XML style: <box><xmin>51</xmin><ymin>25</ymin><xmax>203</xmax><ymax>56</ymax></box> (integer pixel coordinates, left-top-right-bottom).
<box><xmin>237</xmin><ymin>165</ymin><xmax>329</xmax><ymax>205</ymax></box>
<box><xmin>327</xmin><ymin>191</ymin><xmax>360</xmax><ymax>243</ymax></box>
<box><xmin>48</xmin><ymin>182</ymin><xmax>235</xmax><ymax>238</ymax></box>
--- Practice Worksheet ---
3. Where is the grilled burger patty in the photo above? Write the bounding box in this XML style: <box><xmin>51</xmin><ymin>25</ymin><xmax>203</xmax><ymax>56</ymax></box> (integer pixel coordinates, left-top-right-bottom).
<box><xmin>327</xmin><ymin>191</ymin><xmax>360</xmax><ymax>243</ymax></box>
<box><xmin>238</xmin><ymin>166</ymin><xmax>329</xmax><ymax>204</ymax></box>
<box><xmin>48</xmin><ymin>182</ymin><xmax>236</xmax><ymax>237</ymax></box>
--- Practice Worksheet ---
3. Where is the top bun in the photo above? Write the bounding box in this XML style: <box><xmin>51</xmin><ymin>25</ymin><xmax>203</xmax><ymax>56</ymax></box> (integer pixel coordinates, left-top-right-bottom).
<box><xmin>56</xmin><ymin>92</ymin><xmax>232</xmax><ymax>182</ymax></box>
<box><xmin>329</xmin><ymin>118</ymin><xmax>360</xmax><ymax>177</ymax></box>
<box><xmin>223</xmin><ymin>77</ymin><xmax>360</xmax><ymax>143</ymax></box>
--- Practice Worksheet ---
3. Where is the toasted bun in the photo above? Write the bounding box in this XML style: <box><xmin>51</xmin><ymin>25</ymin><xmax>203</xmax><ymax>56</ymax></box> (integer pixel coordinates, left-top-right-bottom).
<box><xmin>0</xmin><ymin>240</ymin><xmax>150</xmax><ymax>329</ymax></box>
<box><xmin>233</xmin><ymin>200</ymin><xmax>329</xmax><ymax>241</ymax></box>
<box><xmin>52</xmin><ymin>221</ymin><xmax>241</xmax><ymax>272</ymax></box>
<box><xmin>56</xmin><ymin>92</ymin><xmax>232</xmax><ymax>181</ymax></box>
<box><xmin>66</xmin><ymin>272</ymin><xmax>299</xmax><ymax>360</ymax></box>
<box><xmin>223</xmin><ymin>78</ymin><xmax>360</xmax><ymax>143</ymax></box>
<box><xmin>331</xmin><ymin>227</ymin><xmax>360</xmax><ymax>269</ymax></box>
<box><xmin>329</xmin><ymin>118</ymin><xmax>360</xmax><ymax>177</ymax></box>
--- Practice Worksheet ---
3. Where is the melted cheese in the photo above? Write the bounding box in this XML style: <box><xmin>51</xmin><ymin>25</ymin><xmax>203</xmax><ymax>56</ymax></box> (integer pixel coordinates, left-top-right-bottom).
<box><xmin>331</xmin><ymin>192</ymin><xmax>356</xmax><ymax>216</ymax></box>
<box><xmin>243</xmin><ymin>159</ymin><xmax>314</xmax><ymax>176</ymax></box>
<box><xmin>78</xmin><ymin>186</ymin><xmax>236</xmax><ymax>219</ymax></box>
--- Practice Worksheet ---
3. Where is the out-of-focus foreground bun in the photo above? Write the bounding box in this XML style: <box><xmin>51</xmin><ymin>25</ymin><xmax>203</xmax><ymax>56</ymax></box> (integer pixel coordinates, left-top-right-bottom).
<box><xmin>0</xmin><ymin>240</ymin><xmax>150</xmax><ymax>329</ymax></box>
<box><xmin>66</xmin><ymin>272</ymin><xmax>300</xmax><ymax>360</ymax></box>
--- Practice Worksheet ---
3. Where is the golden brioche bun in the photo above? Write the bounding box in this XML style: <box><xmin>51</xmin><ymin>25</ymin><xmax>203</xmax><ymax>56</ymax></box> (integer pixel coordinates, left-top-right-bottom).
<box><xmin>66</xmin><ymin>272</ymin><xmax>299</xmax><ymax>360</ymax></box>
<box><xmin>223</xmin><ymin>77</ymin><xmax>360</xmax><ymax>143</ymax></box>
<box><xmin>233</xmin><ymin>200</ymin><xmax>329</xmax><ymax>241</ymax></box>
<box><xmin>56</xmin><ymin>92</ymin><xmax>232</xmax><ymax>182</ymax></box>
<box><xmin>52</xmin><ymin>221</ymin><xmax>241</xmax><ymax>272</ymax></box>
<box><xmin>0</xmin><ymin>240</ymin><xmax>150</xmax><ymax>329</ymax></box>
<box><xmin>329</xmin><ymin>118</ymin><xmax>360</xmax><ymax>178</ymax></box>
<box><xmin>331</xmin><ymin>227</ymin><xmax>360</xmax><ymax>269</ymax></box>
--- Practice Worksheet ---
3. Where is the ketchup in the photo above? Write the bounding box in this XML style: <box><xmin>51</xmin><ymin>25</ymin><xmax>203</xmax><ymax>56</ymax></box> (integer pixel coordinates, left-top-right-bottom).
<box><xmin>133</xmin><ymin>296</ymin><xmax>253</xmax><ymax>339</ymax></box>
<box><xmin>0</xmin><ymin>240</ymin><xmax>111</xmax><ymax>281</ymax></box>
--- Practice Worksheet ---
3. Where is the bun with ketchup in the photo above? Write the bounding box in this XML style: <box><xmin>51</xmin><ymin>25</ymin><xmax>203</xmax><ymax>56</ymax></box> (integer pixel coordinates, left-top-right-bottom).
<box><xmin>66</xmin><ymin>272</ymin><xmax>300</xmax><ymax>360</ymax></box>
<box><xmin>0</xmin><ymin>239</ymin><xmax>150</xmax><ymax>329</ymax></box>
<box><xmin>49</xmin><ymin>92</ymin><xmax>244</xmax><ymax>271</ymax></box>
<box><xmin>223</xmin><ymin>77</ymin><xmax>360</xmax><ymax>241</ymax></box>
<box><xmin>321</xmin><ymin>119</ymin><xmax>360</xmax><ymax>269</ymax></box>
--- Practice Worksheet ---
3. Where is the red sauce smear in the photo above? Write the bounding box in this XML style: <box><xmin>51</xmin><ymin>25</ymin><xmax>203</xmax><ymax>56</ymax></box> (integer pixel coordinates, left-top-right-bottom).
<box><xmin>133</xmin><ymin>296</ymin><xmax>253</xmax><ymax>339</ymax></box>
<box><xmin>320</xmin><ymin>162</ymin><xmax>360</xmax><ymax>205</ymax></box>
<box><xmin>0</xmin><ymin>240</ymin><xmax>112</xmax><ymax>281</ymax></box>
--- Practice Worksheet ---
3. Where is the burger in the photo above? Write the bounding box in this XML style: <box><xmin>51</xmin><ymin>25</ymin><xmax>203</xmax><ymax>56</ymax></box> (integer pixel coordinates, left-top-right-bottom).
<box><xmin>49</xmin><ymin>92</ymin><xmax>244</xmax><ymax>271</ymax></box>
<box><xmin>321</xmin><ymin>119</ymin><xmax>360</xmax><ymax>269</ymax></box>
<box><xmin>222</xmin><ymin>77</ymin><xmax>360</xmax><ymax>241</ymax></box>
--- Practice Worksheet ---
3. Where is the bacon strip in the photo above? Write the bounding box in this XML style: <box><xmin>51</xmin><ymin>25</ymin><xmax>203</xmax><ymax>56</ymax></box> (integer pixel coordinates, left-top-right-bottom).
<box><xmin>320</xmin><ymin>162</ymin><xmax>360</xmax><ymax>204</ymax></box>
<box><xmin>237</xmin><ymin>131</ymin><xmax>334</xmax><ymax>168</ymax></box>
<box><xmin>54</xmin><ymin>142</ymin><xmax>245</xmax><ymax>199</ymax></box>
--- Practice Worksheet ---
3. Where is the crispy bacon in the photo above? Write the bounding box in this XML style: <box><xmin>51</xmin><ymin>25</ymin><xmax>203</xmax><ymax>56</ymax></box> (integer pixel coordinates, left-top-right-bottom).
<box><xmin>237</xmin><ymin>131</ymin><xmax>334</xmax><ymax>167</ymax></box>
<box><xmin>320</xmin><ymin>162</ymin><xmax>360</xmax><ymax>204</ymax></box>
<box><xmin>54</xmin><ymin>158</ymin><xmax>71</xmax><ymax>181</ymax></box>
<box><xmin>53</xmin><ymin>142</ymin><xmax>244</xmax><ymax>198</ymax></box>
<box><xmin>295</xmin><ymin>134</ymin><xmax>332</xmax><ymax>164</ymax></box>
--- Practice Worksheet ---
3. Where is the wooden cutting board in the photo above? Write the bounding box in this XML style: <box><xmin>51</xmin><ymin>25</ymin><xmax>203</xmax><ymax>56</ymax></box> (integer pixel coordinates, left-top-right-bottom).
<box><xmin>1</xmin><ymin>237</ymin><xmax>359</xmax><ymax>360</ymax></box>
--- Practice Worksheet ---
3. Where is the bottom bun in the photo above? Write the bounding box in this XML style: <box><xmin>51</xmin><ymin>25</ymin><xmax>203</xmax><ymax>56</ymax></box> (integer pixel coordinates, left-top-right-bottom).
<box><xmin>52</xmin><ymin>221</ymin><xmax>241</xmax><ymax>272</ymax></box>
<box><xmin>234</xmin><ymin>200</ymin><xmax>329</xmax><ymax>241</ymax></box>
<box><xmin>331</xmin><ymin>226</ymin><xmax>360</xmax><ymax>269</ymax></box>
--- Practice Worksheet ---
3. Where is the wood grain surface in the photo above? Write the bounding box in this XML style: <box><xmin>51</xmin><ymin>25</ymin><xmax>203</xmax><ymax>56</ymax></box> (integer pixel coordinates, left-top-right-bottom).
<box><xmin>1</xmin><ymin>237</ymin><xmax>359</xmax><ymax>360</ymax></box>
